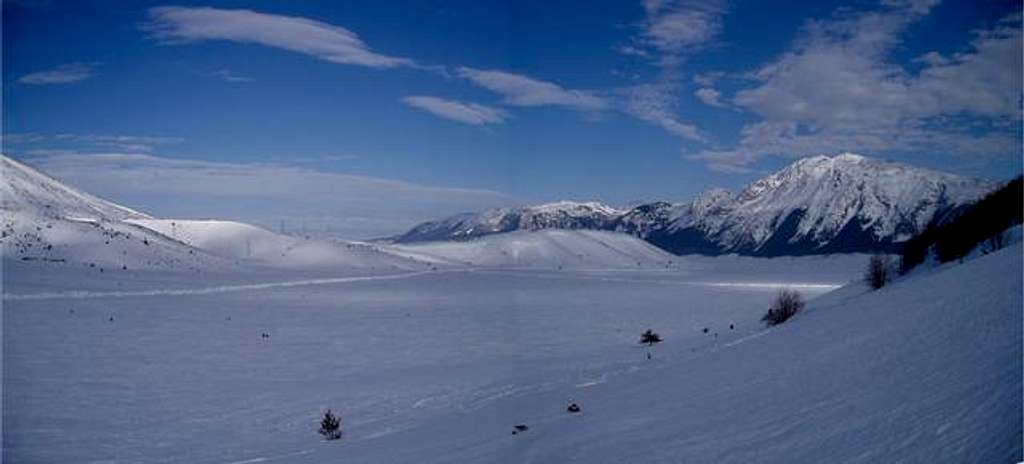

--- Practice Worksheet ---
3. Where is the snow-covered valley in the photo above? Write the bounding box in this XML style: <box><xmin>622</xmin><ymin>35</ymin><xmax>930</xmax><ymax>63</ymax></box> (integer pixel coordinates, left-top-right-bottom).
<box><xmin>2</xmin><ymin>155</ymin><xmax>1020</xmax><ymax>463</ymax></box>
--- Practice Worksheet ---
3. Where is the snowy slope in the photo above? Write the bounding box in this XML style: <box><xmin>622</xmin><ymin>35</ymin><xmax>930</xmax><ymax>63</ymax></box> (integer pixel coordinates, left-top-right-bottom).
<box><xmin>387</xmin><ymin>229</ymin><xmax>678</xmax><ymax>269</ymax></box>
<box><xmin>328</xmin><ymin>243</ymin><xmax>1022</xmax><ymax>463</ymax></box>
<box><xmin>1</xmin><ymin>155</ymin><xmax>228</xmax><ymax>271</ymax></box>
<box><xmin>1</xmin><ymin>155</ymin><xmax>149</xmax><ymax>221</ymax></box>
<box><xmin>126</xmin><ymin>219</ymin><xmax>429</xmax><ymax>271</ymax></box>
<box><xmin>397</xmin><ymin>154</ymin><xmax>994</xmax><ymax>256</ymax></box>
<box><xmin>1</xmin><ymin>155</ymin><xmax>425</xmax><ymax>273</ymax></box>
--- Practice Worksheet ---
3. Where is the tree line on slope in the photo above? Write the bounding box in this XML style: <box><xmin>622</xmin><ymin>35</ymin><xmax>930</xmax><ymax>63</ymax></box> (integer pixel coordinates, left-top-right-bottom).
<box><xmin>900</xmin><ymin>176</ymin><xmax>1022</xmax><ymax>274</ymax></box>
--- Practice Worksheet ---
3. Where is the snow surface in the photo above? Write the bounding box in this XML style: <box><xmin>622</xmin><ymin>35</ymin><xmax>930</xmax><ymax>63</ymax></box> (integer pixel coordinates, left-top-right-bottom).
<box><xmin>4</xmin><ymin>244</ymin><xmax>1019</xmax><ymax>463</ymax></box>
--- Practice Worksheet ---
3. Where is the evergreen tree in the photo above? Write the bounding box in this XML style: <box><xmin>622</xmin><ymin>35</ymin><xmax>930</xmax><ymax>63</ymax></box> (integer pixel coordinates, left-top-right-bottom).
<box><xmin>319</xmin><ymin>409</ymin><xmax>342</xmax><ymax>440</ymax></box>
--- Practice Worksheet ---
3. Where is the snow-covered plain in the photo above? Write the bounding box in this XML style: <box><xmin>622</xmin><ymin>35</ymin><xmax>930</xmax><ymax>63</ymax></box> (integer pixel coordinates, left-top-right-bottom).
<box><xmin>4</xmin><ymin>242</ymin><xmax>1020</xmax><ymax>463</ymax></box>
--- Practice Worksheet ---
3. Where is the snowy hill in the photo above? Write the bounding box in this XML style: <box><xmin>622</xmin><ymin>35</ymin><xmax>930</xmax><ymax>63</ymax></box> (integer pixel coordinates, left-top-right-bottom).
<box><xmin>0</xmin><ymin>155</ymin><xmax>426</xmax><ymax>273</ymax></box>
<box><xmin>386</xmin><ymin>229</ymin><xmax>678</xmax><ymax>269</ymax></box>
<box><xmin>396</xmin><ymin>154</ymin><xmax>994</xmax><ymax>256</ymax></box>
<box><xmin>126</xmin><ymin>219</ymin><xmax>429</xmax><ymax>271</ymax></box>
<box><xmin>1</xmin><ymin>155</ymin><xmax>227</xmax><ymax>271</ymax></box>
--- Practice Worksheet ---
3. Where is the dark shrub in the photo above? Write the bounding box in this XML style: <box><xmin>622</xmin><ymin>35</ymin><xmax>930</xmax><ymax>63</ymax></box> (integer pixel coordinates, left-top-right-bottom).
<box><xmin>640</xmin><ymin>329</ymin><xmax>662</xmax><ymax>346</ymax></box>
<box><xmin>865</xmin><ymin>254</ymin><xmax>891</xmax><ymax>290</ymax></box>
<box><xmin>762</xmin><ymin>289</ymin><xmax>804</xmax><ymax>326</ymax></box>
<box><xmin>319</xmin><ymin>409</ymin><xmax>342</xmax><ymax>440</ymax></box>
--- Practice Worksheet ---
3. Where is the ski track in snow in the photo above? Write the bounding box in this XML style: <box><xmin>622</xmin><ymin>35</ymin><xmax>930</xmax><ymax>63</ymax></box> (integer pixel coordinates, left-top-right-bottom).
<box><xmin>1</xmin><ymin>270</ymin><xmax>443</xmax><ymax>301</ymax></box>
<box><xmin>3</xmin><ymin>267</ymin><xmax>841</xmax><ymax>301</ymax></box>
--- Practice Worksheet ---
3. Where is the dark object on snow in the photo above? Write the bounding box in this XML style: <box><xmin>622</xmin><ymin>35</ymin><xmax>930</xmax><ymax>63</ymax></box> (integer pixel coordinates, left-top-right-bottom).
<box><xmin>729</xmin><ymin>324</ymin><xmax>734</xmax><ymax>330</ymax></box>
<box><xmin>702</xmin><ymin>327</ymin><xmax>709</xmax><ymax>334</ymax></box>
<box><xmin>761</xmin><ymin>289</ymin><xmax>805</xmax><ymax>326</ymax></box>
<box><xmin>261</xmin><ymin>332</ymin><xmax>270</xmax><ymax>339</ymax></box>
<box><xmin>108</xmin><ymin>316</ymin><xmax>114</xmax><ymax>322</ymax></box>
<box><xmin>640</xmin><ymin>329</ymin><xmax>662</xmax><ymax>346</ymax></box>
<box><xmin>646</xmin><ymin>352</ymin><xmax>651</xmax><ymax>360</ymax></box>
<box><xmin>319</xmin><ymin>409</ymin><xmax>342</xmax><ymax>440</ymax></box>
<box><xmin>567</xmin><ymin>403</ymin><xmax>581</xmax><ymax>413</ymax></box>
<box><xmin>865</xmin><ymin>254</ymin><xmax>891</xmax><ymax>290</ymax></box>
<box><xmin>512</xmin><ymin>424</ymin><xmax>529</xmax><ymax>434</ymax></box>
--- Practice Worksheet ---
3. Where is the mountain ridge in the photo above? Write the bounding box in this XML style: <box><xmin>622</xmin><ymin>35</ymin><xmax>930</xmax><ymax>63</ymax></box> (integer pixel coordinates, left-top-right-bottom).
<box><xmin>394</xmin><ymin>153</ymin><xmax>997</xmax><ymax>256</ymax></box>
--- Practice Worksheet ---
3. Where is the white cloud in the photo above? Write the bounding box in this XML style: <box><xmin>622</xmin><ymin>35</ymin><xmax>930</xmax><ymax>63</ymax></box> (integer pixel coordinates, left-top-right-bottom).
<box><xmin>621</xmin><ymin>83</ymin><xmax>705</xmax><ymax>141</ymax></box>
<box><xmin>694</xmin><ymin>87</ymin><xmax>725</xmax><ymax>107</ymax></box>
<box><xmin>144</xmin><ymin>6</ymin><xmax>414</xmax><ymax>69</ymax></box>
<box><xmin>208</xmin><ymin>68</ymin><xmax>253</xmax><ymax>83</ymax></box>
<box><xmin>455</xmin><ymin>67</ymin><xmax>608</xmax><ymax>111</ymax></box>
<box><xmin>18</xmin><ymin>62</ymin><xmax>96</xmax><ymax>85</ymax></box>
<box><xmin>693</xmin><ymin>5</ymin><xmax>1022</xmax><ymax>171</ymax></box>
<box><xmin>622</xmin><ymin>0</ymin><xmax>728</xmax><ymax>63</ymax></box>
<box><xmin>22</xmin><ymin>153</ymin><xmax>518</xmax><ymax>239</ymax></box>
<box><xmin>692</xmin><ymin>71</ymin><xmax>725</xmax><ymax>87</ymax></box>
<box><xmin>401</xmin><ymin>96</ymin><xmax>508</xmax><ymax>125</ymax></box>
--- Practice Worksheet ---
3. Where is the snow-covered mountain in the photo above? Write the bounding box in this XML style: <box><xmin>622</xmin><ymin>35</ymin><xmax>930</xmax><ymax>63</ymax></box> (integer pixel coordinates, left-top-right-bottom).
<box><xmin>392</xmin><ymin>201</ymin><xmax>623</xmax><ymax>243</ymax></box>
<box><xmin>396</xmin><ymin>154</ymin><xmax>996</xmax><ymax>256</ymax></box>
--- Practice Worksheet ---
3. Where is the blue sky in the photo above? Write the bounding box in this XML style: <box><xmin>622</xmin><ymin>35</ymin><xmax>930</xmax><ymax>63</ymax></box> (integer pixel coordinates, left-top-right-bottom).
<box><xmin>3</xmin><ymin>0</ymin><xmax>1021</xmax><ymax>238</ymax></box>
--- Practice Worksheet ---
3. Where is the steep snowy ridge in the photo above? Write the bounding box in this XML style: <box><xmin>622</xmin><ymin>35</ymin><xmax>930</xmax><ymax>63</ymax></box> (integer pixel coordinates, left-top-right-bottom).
<box><xmin>1</xmin><ymin>155</ymin><xmax>232</xmax><ymax>271</ymax></box>
<box><xmin>1</xmin><ymin>155</ymin><xmax>149</xmax><ymax>221</ymax></box>
<box><xmin>398</xmin><ymin>154</ymin><xmax>995</xmax><ymax>256</ymax></box>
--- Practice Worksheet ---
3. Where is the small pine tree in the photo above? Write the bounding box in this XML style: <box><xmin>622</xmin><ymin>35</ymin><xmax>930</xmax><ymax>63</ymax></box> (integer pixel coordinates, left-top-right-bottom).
<box><xmin>865</xmin><ymin>254</ymin><xmax>890</xmax><ymax>290</ymax></box>
<box><xmin>319</xmin><ymin>409</ymin><xmax>342</xmax><ymax>440</ymax></box>
<box><xmin>640</xmin><ymin>329</ymin><xmax>662</xmax><ymax>346</ymax></box>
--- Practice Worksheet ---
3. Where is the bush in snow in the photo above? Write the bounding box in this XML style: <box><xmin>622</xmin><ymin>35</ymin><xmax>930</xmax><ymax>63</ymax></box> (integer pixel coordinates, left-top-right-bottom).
<box><xmin>865</xmin><ymin>254</ymin><xmax>891</xmax><ymax>290</ymax></box>
<box><xmin>640</xmin><ymin>329</ymin><xmax>662</xmax><ymax>346</ymax></box>
<box><xmin>318</xmin><ymin>409</ymin><xmax>342</xmax><ymax>440</ymax></box>
<box><xmin>761</xmin><ymin>289</ymin><xmax>804</xmax><ymax>326</ymax></box>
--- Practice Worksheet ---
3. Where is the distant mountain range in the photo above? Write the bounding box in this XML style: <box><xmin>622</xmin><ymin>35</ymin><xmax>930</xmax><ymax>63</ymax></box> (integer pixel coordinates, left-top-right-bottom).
<box><xmin>392</xmin><ymin>154</ymin><xmax>997</xmax><ymax>256</ymax></box>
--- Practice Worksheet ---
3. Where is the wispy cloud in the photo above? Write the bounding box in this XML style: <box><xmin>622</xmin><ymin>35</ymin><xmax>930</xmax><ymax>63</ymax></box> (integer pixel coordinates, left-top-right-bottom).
<box><xmin>620</xmin><ymin>83</ymin><xmax>705</xmax><ymax>141</ymax></box>
<box><xmin>693</xmin><ymin>87</ymin><xmax>725</xmax><ymax>107</ymax></box>
<box><xmin>17</xmin><ymin>62</ymin><xmax>96</xmax><ymax>85</ymax></box>
<box><xmin>4</xmin><ymin>133</ymin><xmax>183</xmax><ymax>153</ymax></box>
<box><xmin>401</xmin><ymin>96</ymin><xmax>509</xmax><ymax>125</ymax></box>
<box><xmin>612</xmin><ymin>1</ymin><xmax>728</xmax><ymax>141</ymax></box>
<box><xmin>623</xmin><ymin>0</ymin><xmax>729</xmax><ymax>66</ymax></box>
<box><xmin>22</xmin><ymin>152</ymin><xmax>519</xmax><ymax>239</ymax></box>
<box><xmin>144</xmin><ymin>6</ymin><xmax>415</xmax><ymax>69</ymax></box>
<box><xmin>208</xmin><ymin>68</ymin><xmax>253</xmax><ymax>83</ymax></box>
<box><xmin>693</xmin><ymin>4</ymin><xmax>1022</xmax><ymax>172</ymax></box>
<box><xmin>455</xmin><ymin>67</ymin><xmax>609</xmax><ymax>111</ymax></box>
